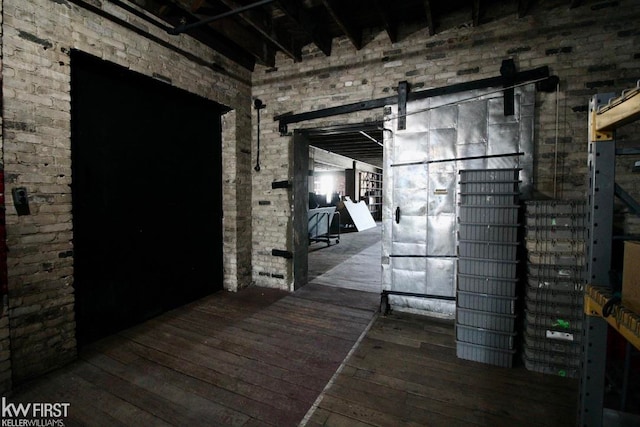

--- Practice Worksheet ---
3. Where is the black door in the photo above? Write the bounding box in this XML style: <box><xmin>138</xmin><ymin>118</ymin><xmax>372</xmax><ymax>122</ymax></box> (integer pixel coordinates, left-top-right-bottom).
<box><xmin>71</xmin><ymin>51</ymin><xmax>225</xmax><ymax>344</ymax></box>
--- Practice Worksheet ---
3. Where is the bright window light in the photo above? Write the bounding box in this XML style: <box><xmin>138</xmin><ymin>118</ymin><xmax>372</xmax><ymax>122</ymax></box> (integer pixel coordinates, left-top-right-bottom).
<box><xmin>320</xmin><ymin>175</ymin><xmax>334</xmax><ymax>203</ymax></box>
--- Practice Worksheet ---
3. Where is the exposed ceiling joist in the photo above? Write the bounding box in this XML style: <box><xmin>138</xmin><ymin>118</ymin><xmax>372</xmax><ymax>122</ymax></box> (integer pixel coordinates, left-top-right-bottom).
<box><xmin>190</xmin><ymin>0</ymin><xmax>206</xmax><ymax>12</ymax></box>
<box><xmin>518</xmin><ymin>0</ymin><xmax>531</xmax><ymax>17</ymax></box>
<box><xmin>217</xmin><ymin>0</ymin><xmax>300</xmax><ymax>62</ymax></box>
<box><xmin>276</xmin><ymin>0</ymin><xmax>332</xmax><ymax>56</ymax></box>
<box><xmin>322</xmin><ymin>0</ymin><xmax>363</xmax><ymax>50</ymax></box>
<box><xmin>164</xmin><ymin>0</ymin><xmax>278</xmax><ymax>67</ymax></box>
<box><xmin>153</xmin><ymin>0</ymin><xmax>258</xmax><ymax>69</ymax></box>
<box><xmin>424</xmin><ymin>0</ymin><xmax>436</xmax><ymax>36</ymax></box>
<box><xmin>304</xmin><ymin>123</ymin><xmax>384</xmax><ymax>168</ymax></box>
<box><xmin>170</xmin><ymin>0</ymin><xmax>275</xmax><ymax>33</ymax></box>
<box><xmin>373</xmin><ymin>0</ymin><xmax>398</xmax><ymax>43</ymax></box>
<box><xmin>472</xmin><ymin>0</ymin><xmax>481</xmax><ymax>27</ymax></box>
<box><xmin>205</xmin><ymin>16</ymin><xmax>276</xmax><ymax>66</ymax></box>
<box><xmin>125</xmin><ymin>0</ymin><xmax>587</xmax><ymax>71</ymax></box>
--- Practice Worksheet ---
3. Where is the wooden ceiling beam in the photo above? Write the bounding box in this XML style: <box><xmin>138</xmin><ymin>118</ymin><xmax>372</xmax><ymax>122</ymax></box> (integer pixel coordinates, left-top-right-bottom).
<box><xmin>190</xmin><ymin>0</ymin><xmax>206</xmax><ymax>12</ymax></box>
<box><xmin>275</xmin><ymin>0</ymin><xmax>332</xmax><ymax>56</ymax></box>
<box><xmin>208</xmin><ymin>18</ymin><xmax>276</xmax><ymax>66</ymax></box>
<box><xmin>216</xmin><ymin>0</ymin><xmax>301</xmax><ymax>61</ymax></box>
<box><xmin>172</xmin><ymin>0</ymin><xmax>276</xmax><ymax>66</ymax></box>
<box><xmin>145</xmin><ymin>0</ymin><xmax>257</xmax><ymax>69</ymax></box>
<box><xmin>424</xmin><ymin>0</ymin><xmax>435</xmax><ymax>36</ymax></box>
<box><xmin>373</xmin><ymin>0</ymin><xmax>398</xmax><ymax>43</ymax></box>
<box><xmin>322</xmin><ymin>0</ymin><xmax>362</xmax><ymax>50</ymax></box>
<box><xmin>472</xmin><ymin>0</ymin><xmax>481</xmax><ymax>27</ymax></box>
<box><xmin>518</xmin><ymin>0</ymin><xmax>532</xmax><ymax>18</ymax></box>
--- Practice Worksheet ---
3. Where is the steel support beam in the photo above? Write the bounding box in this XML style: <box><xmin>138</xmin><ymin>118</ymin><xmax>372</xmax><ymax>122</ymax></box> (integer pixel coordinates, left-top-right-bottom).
<box><xmin>586</xmin><ymin>139</ymin><xmax>616</xmax><ymax>286</ymax></box>
<box><xmin>578</xmin><ymin>311</ymin><xmax>609</xmax><ymax>427</ymax></box>
<box><xmin>579</xmin><ymin>85</ymin><xmax>640</xmax><ymax>426</ymax></box>
<box><xmin>586</xmin><ymin>93</ymin><xmax>616</xmax><ymax>287</ymax></box>
<box><xmin>578</xmin><ymin>92</ymin><xmax>616</xmax><ymax>427</ymax></box>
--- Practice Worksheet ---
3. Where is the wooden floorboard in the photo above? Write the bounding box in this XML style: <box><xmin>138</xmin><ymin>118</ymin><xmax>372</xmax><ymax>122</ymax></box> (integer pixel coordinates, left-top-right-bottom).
<box><xmin>5</xmin><ymin>238</ymin><xmax>580</xmax><ymax>427</ymax></box>
<box><xmin>109</xmin><ymin>339</ymin><xmax>298</xmax><ymax>426</ymax></box>
<box><xmin>6</xmin><ymin>285</ymin><xmax>377</xmax><ymax>426</ymax></box>
<box><xmin>118</xmin><ymin>324</ymin><xmax>324</xmax><ymax>402</ymax></box>
<box><xmin>307</xmin><ymin>311</ymin><xmax>579</xmax><ymax>427</ymax></box>
<box><xmin>292</xmin><ymin>283</ymin><xmax>380</xmax><ymax>312</ymax></box>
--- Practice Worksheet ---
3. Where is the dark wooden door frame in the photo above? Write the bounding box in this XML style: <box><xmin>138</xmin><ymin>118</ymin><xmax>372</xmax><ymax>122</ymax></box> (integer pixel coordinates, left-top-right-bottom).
<box><xmin>292</xmin><ymin>131</ymin><xmax>309</xmax><ymax>290</ymax></box>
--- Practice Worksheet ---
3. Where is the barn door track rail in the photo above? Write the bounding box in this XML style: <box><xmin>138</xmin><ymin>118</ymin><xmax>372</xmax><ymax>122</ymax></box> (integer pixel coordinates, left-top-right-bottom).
<box><xmin>274</xmin><ymin>59</ymin><xmax>557</xmax><ymax>134</ymax></box>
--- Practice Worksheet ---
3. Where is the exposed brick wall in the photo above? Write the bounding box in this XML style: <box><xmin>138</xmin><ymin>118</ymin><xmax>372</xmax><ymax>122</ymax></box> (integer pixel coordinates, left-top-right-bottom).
<box><xmin>1</xmin><ymin>0</ymin><xmax>251</xmax><ymax>386</ymax></box>
<box><xmin>0</xmin><ymin>169</ymin><xmax>12</xmax><ymax>393</ymax></box>
<box><xmin>222</xmin><ymin>109</ymin><xmax>254</xmax><ymax>291</ymax></box>
<box><xmin>252</xmin><ymin>0</ymin><xmax>640</xmax><ymax>290</ymax></box>
<box><xmin>0</xmin><ymin>0</ymin><xmax>13</xmax><ymax>395</ymax></box>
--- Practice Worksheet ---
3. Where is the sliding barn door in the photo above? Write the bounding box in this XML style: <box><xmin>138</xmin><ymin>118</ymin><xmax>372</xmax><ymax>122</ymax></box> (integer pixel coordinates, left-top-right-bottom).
<box><xmin>382</xmin><ymin>85</ymin><xmax>535</xmax><ymax>316</ymax></box>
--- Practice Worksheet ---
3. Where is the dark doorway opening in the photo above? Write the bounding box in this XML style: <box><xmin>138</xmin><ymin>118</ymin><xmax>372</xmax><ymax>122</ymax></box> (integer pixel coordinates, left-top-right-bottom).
<box><xmin>71</xmin><ymin>51</ymin><xmax>226</xmax><ymax>344</ymax></box>
<box><xmin>293</xmin><ymin>126</ymin><xmax>384</xmax><ymax>294</ymax></box>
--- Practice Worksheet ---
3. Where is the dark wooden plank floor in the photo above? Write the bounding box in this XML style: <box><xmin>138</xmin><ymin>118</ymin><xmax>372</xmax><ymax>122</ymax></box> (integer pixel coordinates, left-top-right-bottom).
<box><xmin>5</xmin><ymin>238</ymin><xmax>579</xmax><ymax>427</ymax></box>
<box><xmin>305</xmin><ymin>311</ymin><xmax>579</xmax><ymax>427</ymax></box>
<box><xmin>6</xmin><ymin>285</ymin><xmax>379</xmax><ymax>426</ymax></box>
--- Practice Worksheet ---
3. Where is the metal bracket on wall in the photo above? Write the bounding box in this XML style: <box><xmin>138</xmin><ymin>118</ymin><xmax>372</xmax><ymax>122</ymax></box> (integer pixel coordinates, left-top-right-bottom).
<box><xmin>278</xmin><ymin>113</ymin><xmax>291</xmax><ymax>134</ymax></box>
<box><xmin>254</xmin><ymin>99</ymin><xmax>266</xmax><ymax>172</ymax></box>
<box><xmin>271</xmin><ymin>249</ymin><xmax>293</xmax><ymax>258</ymax></box>
<box><xmin>397</xmin><ymin>81</ymin><xmax>409</xmax><ymax>130</ymax></box>
<box><xmin>271</xmin><ymin>180</ymin><xmax>292</xmax><ymax>189</ymax></box>
<box><xmin>12</xmin><ymin>187</ymin><xmax>31</xmax><ymax>216</ymax></box>
<box><xmin>500</xmin><ymin>59</ymin><xmax>516</xmax><ymax>116</ymax></box>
